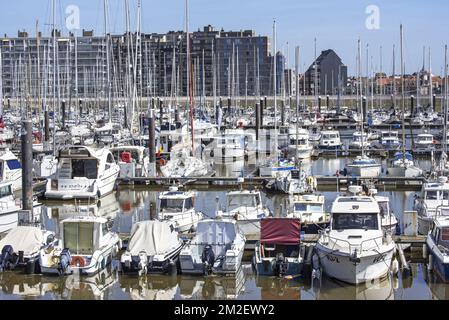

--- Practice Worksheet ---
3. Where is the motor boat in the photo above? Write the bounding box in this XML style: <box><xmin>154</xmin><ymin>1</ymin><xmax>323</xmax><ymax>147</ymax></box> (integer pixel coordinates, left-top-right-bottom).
<box><xmin>414</xmin><ymin>176</ymin><xmax>449</xmax><ymax>235</ymax></box>
<box><xmin>0</xmin><ymin>226</ymin><xmax>57</xmax><ymax>274</ymax></box>
<box><xmin>318</xmin><ymin>129</ymin><xmax>343</xmax><ymax>153</ymax></box>
<box><xmin>287</xmin><ymin>194</ymin><xmax>330</xmax><ymax>234</ymax></box>
<box><xmin>413</xmin><ymin>132</ymin><xmax>436</xmax><ymax>154</ymax></box>
<box><xmin>380</xmin><ymin>131</ymin><xmax>401</xmax><ymax>151</ymax></box>
<box><xmin>348</xmin><ymin>131</ymin><xmax>370</xmax><ymax>152</ymax></box>
<box><xmin>345</xmin><ymin>155</ymin><xmax>382</xmax><ymax>178</ymax></box>
<box><xmin>253</xmin><ymin>218</ymin><xmax>305</xmax><ymax>277</ymax></box>
<box><xmin>426</xmin><ymin>216</ymin><xmax>449</xmax><ymax>282</ymax></box>
<box><xmin>158</xmin><ymin>186</ymin><xmax>203</xmax><ymax>233</ymax></box>
<box><xmin>0</xmin><ymin>149</ymin><xmax>22</xmax><ymax>191</ymax></box>
<box><xmin>288</xmin><ymin>128</ymin><xmax>313</xmax><ymax>159</ymax></box>
<box><xmin>314</xmin><ymin>185</ymin><xmax>396</xmax><ymax>284</ymax></box>
<box><xmin>110</xmin><ymin>146</ymin><xmax>150</xmax><ymax>183</ymax></box>
<box><xmin>94</xmin><ymin>122</ymin><xmax>122</xmax><ymax>145</ymax></box>
<box><xmin>179</xmin><ymin>217</ymin><xmax>245</xmax><ymax>275</ymax></box>
<box><xmin>39</xmin><ymin>216</ymin><xmax>122</xmax><ymax>276</ymax></box>
<box><xmin>45</xmin><ymin>146</ymin><xmax>120</xmax><ymax>200</ymax></box>
<box><xmin>220</xmin><ymin>189</ymin><xmax>271</xmax><ymax>240</ymax></box>
<box><xmin>274</xmin><ymin>169</ymin><xmax>309</xmax><ymax>194</ymax></box>
<box><xmin>120</xmin><ymin>220</ymin><xmax>184</xmax><ymax>275</ymax></box>
<box><xmin>259</xmin><ymin>158</ymin><xmax>296</xmax><ymax>178</ymax></box>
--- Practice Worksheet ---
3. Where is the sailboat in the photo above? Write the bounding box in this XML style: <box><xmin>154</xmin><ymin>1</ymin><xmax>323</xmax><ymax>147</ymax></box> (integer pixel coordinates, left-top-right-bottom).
<box><xmin>259</xmin><ymin>21</ymin><xmax>297</xmax><ymax>180</ymax></box>
<box><xmin>386</xmin><ymin>26</ymin><xmax>423</xmax><ymax>178</ymax></box>
<box><xmin>160</xmin><ymin>0</ymin><xmax>211</xmax><ymax>178</ymax></box>
<box><xmin>345</xmin><ymin>40</ymin><xmax>381</xmax><ymax>178</ymax></box>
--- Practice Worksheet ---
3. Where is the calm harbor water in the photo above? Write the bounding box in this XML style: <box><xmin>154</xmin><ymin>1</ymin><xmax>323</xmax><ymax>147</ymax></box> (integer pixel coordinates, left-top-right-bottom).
<box><xmin>0</xmin><ymin>157</ymin><xmax>445</xmax><ymax>300</ymax></box>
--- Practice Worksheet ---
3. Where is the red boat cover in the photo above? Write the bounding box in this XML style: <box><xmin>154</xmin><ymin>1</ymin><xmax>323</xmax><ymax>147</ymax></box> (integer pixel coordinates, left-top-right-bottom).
<box><xmin>260</xmin><ymin>218</ymin><xmax>301</xmax><ymax>245</ymax></box>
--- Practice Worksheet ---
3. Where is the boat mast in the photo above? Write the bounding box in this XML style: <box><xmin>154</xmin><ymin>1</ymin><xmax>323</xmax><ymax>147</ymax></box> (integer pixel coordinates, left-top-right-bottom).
<box><xmin>444</xmin><ymin>44</ymin><xmax>448</xmax><ymax>155</ymax></box>
<box><xmin>429</xmin><ymin>47</ymin><xmax>433</xmax><ymax>111</ymax></box>
<box><xmin>400</xmin><ymin>24</ymin><xmax>406</xmax><ymax>160</ymax></box>
<box><xmin>52</xmin><ymin>0</ymin><xmax>57</xmax><ymax>154</ymax></box>
<box><xmin>295</xmin><ymin>46</ymin><xmax>300</xmax><ymax>164</ymax></box>
<box><xmin>358</xmin><ymin>39</ymin><xmax>365</xmax><ymax>157</ymax></box>
<box><xmin>186</xmin><ymin>0</ymin><xmax>194</xmax><ymax>152</ymax></box>
<box><xmin>104</xmin><ymin>0</ymin><xmax>112</xmax><ymax>124</ymax></box>
<box><xmin>0</xmin><ymin>47</ymin><xmax>3</xmax><ymax>119</ymax></box>
<box><xmin>273</xmin><ymin>19</ymin><xmax>278</xmax><ymax>164</ymax></box>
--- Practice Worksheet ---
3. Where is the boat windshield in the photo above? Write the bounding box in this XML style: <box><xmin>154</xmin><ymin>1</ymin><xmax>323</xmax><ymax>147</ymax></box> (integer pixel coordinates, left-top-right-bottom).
<box><xmin>0</xmin><ymin>184</ymin><xmax>12</xmax><ymax>198</ymax></box>
<box><xmin>294</xmin><ymin>203</ymin><xmax>323</xmax><ymax>213</ymax></box>
<box><xmin>228</xmin><ymin>195</ymin><xmax>258</xmax><ymax>210</ymax></box>
<box><xmin>160</xmin><ymin>199</ymin><xmax>186</xmax><ymax>212</ymax></box>
<box><xmin>72</xmin><ymin>159</ymin><xmax>98</xmax><ymax>179</ymax></box>
<box><xmin>323</xmin><ymin>134</ymin><xmax>338</xmax><ymax>139</ymax></box>
<box><xmin>63</xmin><ymin>222</ymin><xmax>94</xmax><ymax>255</ymax></box>
<box><xmin>332</xmin><ymin>213</ymin><xmax>379</xmax><ymax>230</ymax></box>
<box><xmin>378</xmin><ymin>201</ymin><xmax>389</xmax><ymax>217</ymax></box>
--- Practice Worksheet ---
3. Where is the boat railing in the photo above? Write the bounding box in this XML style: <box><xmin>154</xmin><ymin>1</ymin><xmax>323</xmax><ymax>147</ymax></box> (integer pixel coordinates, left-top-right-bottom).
<box><xmin>319</xmin><ymin>231</ymin><xmax>384</xmax><ymax>253</ymax></box>
<box><xmin>435</xmin><ymin>205</ymin><xmax>449</xmax><ymax>217</ymax></box>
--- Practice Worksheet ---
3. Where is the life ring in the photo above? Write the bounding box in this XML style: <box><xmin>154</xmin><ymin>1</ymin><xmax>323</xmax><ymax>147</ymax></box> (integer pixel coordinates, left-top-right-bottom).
<box><xmin>159</xmin><ymin>158</ymin><xmax>167</xmax><ymax>166</ymax></box>
<box><xmin>71</xmin><ymin>256</ymin><xmax>86</xmax><ymax>268</ymax></box>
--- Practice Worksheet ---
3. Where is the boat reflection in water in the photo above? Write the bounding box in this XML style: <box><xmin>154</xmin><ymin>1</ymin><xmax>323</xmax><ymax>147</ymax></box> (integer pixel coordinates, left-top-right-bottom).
<box><xmin>0</xmin><ymin>267</ymin><xmax>118</xmax><ymax>300</ymax></box>
<box><xmin>112</xmin><ymin>189</ymin><xmax>149</xmax><ymax>238</ymax></box>
<box><xmin>178</xmin><ymin>264</ymin><xmax>247</xmax><ymax>300</ymax></box>
<box><xmin>255</xmin><ymin>276</ymin><xmax>302</xmax><ymax>300</ymax></box>
<box><xmin>312</xmin><ymin>276</ymin><xmax>395</xmax><ymax>300</ymax></box>
<box><xmin>120</xmin><ymin>275</ymin><xmax>179</xmax><ymax>300</ymax></box>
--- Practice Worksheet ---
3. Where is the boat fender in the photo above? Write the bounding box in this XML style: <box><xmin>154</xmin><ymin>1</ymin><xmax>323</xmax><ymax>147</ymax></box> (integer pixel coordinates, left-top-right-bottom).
<box><xmin>59</xmin><ymin>249</ymin><xmax>71</xmax><ymax>275</ymax></box>
<box><xmin>71</xmin><ymin>256</ymin><xmax>86</xmax><ymax>268</ymax></box>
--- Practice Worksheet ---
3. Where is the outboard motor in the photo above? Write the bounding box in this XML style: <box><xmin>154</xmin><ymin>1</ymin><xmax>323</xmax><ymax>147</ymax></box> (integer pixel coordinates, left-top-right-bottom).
<box><xmin>201</xmin><ymin>245</ymin><xmax>215</xmax><ymax>275</ymax></box>
<box><xmin>58</xmin><ymin>249</ymin><xmax>72</xmax><ymax>275</ymax></box>
<box><xmin>0</xmin><ymin>245</ymin><xmax>16</xmax><ymax>271</ymax></box>
<box><xmin>274</xmin><ymin>253</ymin><xmax>289</xmax><ymax>277</ymax></box>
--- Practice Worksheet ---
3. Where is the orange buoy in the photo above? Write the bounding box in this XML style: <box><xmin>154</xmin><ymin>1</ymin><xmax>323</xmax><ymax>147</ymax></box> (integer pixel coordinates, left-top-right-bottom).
<box><xmin>71</xmin><ymin>256</ymin><xmax>86</xmax><ymax>268</ymax></box>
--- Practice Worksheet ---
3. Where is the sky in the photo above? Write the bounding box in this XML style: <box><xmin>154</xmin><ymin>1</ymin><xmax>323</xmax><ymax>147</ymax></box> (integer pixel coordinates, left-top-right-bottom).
<box><xmin>0</xmin><ymin>0</ymin><xmax>448</xmax><ymax>76</ymax></box>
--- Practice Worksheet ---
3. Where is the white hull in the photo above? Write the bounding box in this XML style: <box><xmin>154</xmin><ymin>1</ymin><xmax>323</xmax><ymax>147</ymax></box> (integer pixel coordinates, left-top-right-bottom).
<box><xmin>316</xmin><ymin>243</ymin><xmax>395</xmax><ymax>284</ymax></box>
<box><xmin>346</xmin><ymin>165</ymin><xmax>381</xmax><ymax>178</ymax></box>
<box><xmin>387</xmin><ymin>166</ymin><xmax>422</xmax><ymax>178</ymax></box>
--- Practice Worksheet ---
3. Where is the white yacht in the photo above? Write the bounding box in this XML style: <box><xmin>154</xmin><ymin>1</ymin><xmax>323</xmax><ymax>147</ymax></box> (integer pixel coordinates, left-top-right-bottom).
<box><xmin>414</xmin><ymin>176</ymin><xmax>449</xmax><ymax>235</ymax></box>
<box><xmin>315</xmin><ymin>186</ymin><xmax>396</xmax><ymax>284</ymax></box>
<box><xmin>0</xmin><ymin>149</ymin><xmax>22</xmax><ymax>191</ymax></box>
<box><xmin>45</xmin><ymin>146</ymin><xmax>120</xmax><ymax>200</ymax></box>
<box><xmin>94</xmin><ymin>122</ymin><xmax>122</xmax><ymax>145</ymax></box>
<box><xmin>348</xmin><ymin>131</ymin><xmax>370</xmax><ymax>151</ymax></box>
<box><xmin>380</xmin><ymin>131</ymin><xmax>401</xmax><ymax>151</ymax></box>
<box><xmin>220</xmin><ymin>189</ymin><xmax>271</xmax><ymax>240</ymax></box>
<box><xmin>110</xmin><ymin>146</ymin><xmax>150</xmax><ymax>182</ymax></box>
<box><xmin>39</xmin><ymin>216</ymin><xmax>122</xmax><ymax>276</ymax></box>
<box><xmin>179</xmin><ymin>218</ymin><xmax>246</xmax><ymax>275</ymax></box>
<box><xmin>287</xmin><ymin>194</ymin><xmax>330</xmax><ymax>233</ymax></box>
<box><xmin>345</xmin><ymin>155</ymin><xmax>382</xmax><ymax>178</ymax></box>
<box><xmin>413</xmin><ymin>132</ymin><xmax>435</xmax><ymax>154</ymax></box>
<box><xmin>318</xmin><ymin>129</ymin><xmax>343</xmax><ymax>153</ymax></box>
<box><xmin>158</xmin><ymin>186</ymin><xmax>203</xmax><ymax>233</ymax></box>
<box><xmin>288</xmin><ymin>128</ymin><xmax>313</xmax><ymax>159</ymax></box>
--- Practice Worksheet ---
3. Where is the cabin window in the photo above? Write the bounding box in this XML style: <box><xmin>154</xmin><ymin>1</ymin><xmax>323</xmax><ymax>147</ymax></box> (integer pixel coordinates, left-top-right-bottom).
<box><xmin>332</xmin><ymin>213</ymin><xmax>378</xmax><ymax>230</ymax></box>
<box><xmin>425</xmin><ymin>191</ymin><xmax>438</xmax><ymax>200</ymax></box>
<box><xmin>102</xmin><ymin>223</ymin><xmax>109</xmax><ymax>237</ymax></box>
<box><xmin>6</xmin><ymin>160</ymin><xmax>21</xmax><ymax>170</ymax></box>
<box><xmin>63</xmin><ymin>222</ymin><xmax>94</xmax><ymax>255</ymax></box>
<box><xmin>228</xmin><ymin>195</ymin><xmax>256</xmax><ymax>211</ymax></box>
<box><xmin>295</xmin><ymin>203</ymin><xmax>322</xmax><ymax>213</ymax></box>
<box><xmin>160</xmin><ymin>199</ymin><xmax>184</xmax><ymax>212</ymax></box>
<box><xmin>0</xmin><ymin>185</ymin><xmax>12</xmax><ymax>198</ymax></box>
<box><xmin>107</xmin><ymin>154</ymin><xmax>115</xmax><ymax>163</ymax></box>
<box><xmin>184</xmin><ymin>198</ymin><xmax>194</xmax><ymax>210</ymax></box>
<box><xmin>72</xmin><ymin>159</ymin><xmax>98</xmax><ymax>179</ymax></box>
<box><xmin>441</xmin><ymin>228</ymin><xmax>449</xmax><ymax>241</ymax></box>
